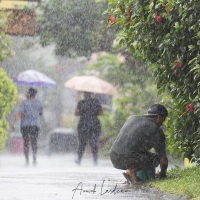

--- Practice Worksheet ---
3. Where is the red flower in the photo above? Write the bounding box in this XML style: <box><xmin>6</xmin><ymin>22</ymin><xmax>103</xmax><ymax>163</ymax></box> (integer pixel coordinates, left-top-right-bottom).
<box><xmin>186</xmin><ymin>104</ymin><xmax>194</xmax><ymax>112</ymax></box>
<box><xmin>155</xmin><ymin>14</ymin><xmax>161</xmax><ymax>23</ymax></box>
<box><xmin>109</xmin><ymin>16</ymin><xmax>117</xmax><ymax>24</ymax></box>
<box><xmin>175</xmin><ymin>61</ymin><xmax>181</xmax><ymax>68</ymax></box>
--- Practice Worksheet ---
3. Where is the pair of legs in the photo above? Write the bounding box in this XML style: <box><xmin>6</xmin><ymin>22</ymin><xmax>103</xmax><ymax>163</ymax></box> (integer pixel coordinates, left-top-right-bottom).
<box><xmin>21</xmin><ymin>126</ymin><xmax>39</xmax><ymax>165</ymax></box>
<box><xmin>125</xmin><ymin>154</ymin><xmax>159</xmax><ymax>183</ymax></box>
<box><xmin>76</xmin><ymin>130</ymin><xmax>100</xmax><ymax>165</ymax></box>
<box><xmin>110</xmin><ymin>150</ymin><xmax>160</xmax><ymax>183</ymax></box>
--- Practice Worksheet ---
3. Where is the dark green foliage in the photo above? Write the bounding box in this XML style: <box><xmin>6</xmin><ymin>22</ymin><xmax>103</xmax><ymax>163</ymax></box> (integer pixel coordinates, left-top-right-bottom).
<box><xmin>107</xmin><ymin>0</ymin><xmax>200</xmax><ymax>164</ymax></box>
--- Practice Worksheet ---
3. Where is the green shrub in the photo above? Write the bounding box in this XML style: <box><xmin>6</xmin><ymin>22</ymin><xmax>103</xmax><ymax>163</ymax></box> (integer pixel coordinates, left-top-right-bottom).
<box><xmin>106</xmin><ymin>0</ymin><xmax>200</xmax><ymax>164</ymax></box>
<box><xmin>0</xmin><ymin>68</ymin><xmax>17</xmax><ymax>152</ymax></box>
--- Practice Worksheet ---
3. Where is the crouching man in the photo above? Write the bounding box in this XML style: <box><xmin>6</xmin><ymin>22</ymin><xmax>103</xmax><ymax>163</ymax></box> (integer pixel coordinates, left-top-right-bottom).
<box><xmin>110</xmin><ymin>104</ymin><xmax>168</xmax><ymax>184</ymax></box>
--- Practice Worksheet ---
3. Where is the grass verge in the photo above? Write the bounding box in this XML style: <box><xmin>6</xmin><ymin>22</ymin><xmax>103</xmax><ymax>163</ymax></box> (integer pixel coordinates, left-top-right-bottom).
<box><xmin>149</xmin><ymin>166</ymin><xmax>200</xmax><ymax>200</ymax></box>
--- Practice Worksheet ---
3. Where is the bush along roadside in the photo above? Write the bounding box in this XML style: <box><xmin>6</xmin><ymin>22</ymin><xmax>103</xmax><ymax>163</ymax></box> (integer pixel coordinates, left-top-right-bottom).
<box><xmin>106</xmin><ymin>0</ymin><xmax>200</xmax><ymax>165</ymax></box>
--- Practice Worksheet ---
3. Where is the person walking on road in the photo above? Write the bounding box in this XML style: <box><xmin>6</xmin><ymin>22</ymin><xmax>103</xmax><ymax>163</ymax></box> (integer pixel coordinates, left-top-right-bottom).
<box><xmin>75</xmin><ymin>92</ymin><xmax>103</xmax><ymax>166</ymax></box>
<box><xmin>110</xmin><ymin>104</ymin><xmax>168</xmax><ymax>184</ymax></box>
<box><xmin>12</xmin><ymin>87</ymin><xmax>43</xmax><ymax>166</ymax></box>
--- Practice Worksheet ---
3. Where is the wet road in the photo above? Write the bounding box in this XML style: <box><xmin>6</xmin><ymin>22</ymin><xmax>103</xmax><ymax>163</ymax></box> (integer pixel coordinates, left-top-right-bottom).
<box><xmin>0</xmin><ymin>153</ymin><xmax>187</xmax><ymax>200</ymax></box>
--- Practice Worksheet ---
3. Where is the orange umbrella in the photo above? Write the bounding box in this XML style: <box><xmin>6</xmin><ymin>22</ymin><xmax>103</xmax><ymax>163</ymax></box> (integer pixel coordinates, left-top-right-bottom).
<box><xmin>64</xmin><ymin>76</ymin><xmax>117</xmax><ymax>96</ymax></box>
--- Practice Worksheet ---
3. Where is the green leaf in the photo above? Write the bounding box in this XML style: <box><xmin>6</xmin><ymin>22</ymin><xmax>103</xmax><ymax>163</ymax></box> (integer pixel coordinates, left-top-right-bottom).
<box><xmin>149</xmin><ymin>2</ymin><xmax>154</xmax><ymax>10</ymax></box>
<box><xmin>174</xmin><ymin>22</ymin><xmax>180</xmax><ymax>29</ymax></box>
<box><xmin>188</xmin><ymin>45</ymin><xmax>195</xmax><ymax>50</ymax></box>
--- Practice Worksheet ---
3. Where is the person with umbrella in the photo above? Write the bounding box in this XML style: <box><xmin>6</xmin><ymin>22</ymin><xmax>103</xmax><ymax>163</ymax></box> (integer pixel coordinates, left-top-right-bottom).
<box><xmin>12</xmin><ymin>87</ymin><xmax>43</xmax><ymax>166</ymax></box>
<box><xmin>75</xmin><ymin>92</ymin><xmax>103</xmax><ymax>166</ymax></box>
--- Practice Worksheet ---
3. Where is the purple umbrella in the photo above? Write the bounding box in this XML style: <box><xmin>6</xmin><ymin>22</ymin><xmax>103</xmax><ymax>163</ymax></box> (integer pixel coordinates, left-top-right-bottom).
<box><xmin>13</xmin><ymin>69</ymin><xmax>56</xmax><ymax>87</ymax></box>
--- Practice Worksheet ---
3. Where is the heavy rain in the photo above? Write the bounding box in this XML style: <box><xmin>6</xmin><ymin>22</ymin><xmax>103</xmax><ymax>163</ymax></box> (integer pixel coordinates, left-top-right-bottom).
<box><xmin>0</xmin><ymin>0</ymin><xmax>199</xmax><ymax>200</ymax></box>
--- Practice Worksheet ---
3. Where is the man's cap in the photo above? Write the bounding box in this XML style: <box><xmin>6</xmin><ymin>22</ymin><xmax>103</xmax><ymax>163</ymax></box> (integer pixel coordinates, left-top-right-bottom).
<box><xmin>146</xmin><ymin>104</ymin><xmax>168</xmax><ymax>117</ymax></box>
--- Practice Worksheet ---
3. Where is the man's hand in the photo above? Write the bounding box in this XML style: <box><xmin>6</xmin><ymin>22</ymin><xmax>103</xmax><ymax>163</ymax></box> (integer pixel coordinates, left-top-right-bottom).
<box><xmin>159</xmin><ymin>155</ymin><xmax>168</xmax><ymax>179</ymax></box>
<box><xmin>159</xmin><ymin>171</ymin><xmax>167</xmax><ymax>179</ymax></box>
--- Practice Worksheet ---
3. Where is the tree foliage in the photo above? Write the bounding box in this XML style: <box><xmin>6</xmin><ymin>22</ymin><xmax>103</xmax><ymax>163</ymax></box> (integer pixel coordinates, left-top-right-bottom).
<box><xmin>37</xmin><ymin>0</ymin><xmax>116</xmax><ymax>57</ymax></box>
<box><xmin>0</xmin><ymin>68</ymin><xmax>17</xmax><ymax>152</ymax></box>
<box><xmin>107</xmin><ymin>0</ymin><xmax>200</xmax><ymax>163</ymax></box>
<box><xmin>0</xmin><ymin>12</ymin><xmax>17</xmax><ymax>152</ymax></box>
<box><xmin>0</xmin><ymin>11</ymin><xmax>12</xmax><ymax>61</ymax></box>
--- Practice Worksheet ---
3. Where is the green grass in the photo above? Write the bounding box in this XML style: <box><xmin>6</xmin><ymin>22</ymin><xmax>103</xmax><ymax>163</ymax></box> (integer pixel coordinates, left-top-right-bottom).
<box><xmin>149</xmin><ymin>167</ymin><xmax>200</xmax><ymax>199</ymax></box>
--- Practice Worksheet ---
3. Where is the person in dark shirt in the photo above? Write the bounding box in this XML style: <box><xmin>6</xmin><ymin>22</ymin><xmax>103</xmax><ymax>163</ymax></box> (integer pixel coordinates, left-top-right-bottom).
<box><xmin>110</xmin><ymin>104</ymin><xmax>168</xmax><ymax>184</ymax></box>
<box><xmin>75</xmin><ymin>92</ymin><xmax>103</xmax><ymax>165</ymax></box>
